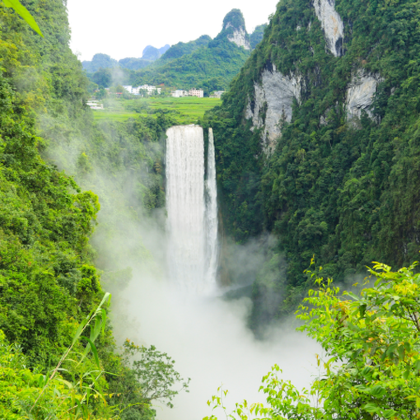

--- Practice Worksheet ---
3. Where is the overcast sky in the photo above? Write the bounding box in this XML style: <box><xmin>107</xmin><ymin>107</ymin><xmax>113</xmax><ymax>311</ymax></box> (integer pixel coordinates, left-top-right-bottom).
<box><xmin>67</xmin><ymin>0</ymin><xmax>279</xmax><ymax>62</ymax></box>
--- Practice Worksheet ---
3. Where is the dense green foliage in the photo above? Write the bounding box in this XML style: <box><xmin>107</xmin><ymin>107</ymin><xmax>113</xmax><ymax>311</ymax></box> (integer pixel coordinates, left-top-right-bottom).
<box><xmin>204</xmin><ymin>0</ymin><xmax>420</xmax><ymax>324</ymax></box>
<box><xmin>132</xmin><ymin>37</ymin><xmax>250</xmax><ymax>94</ymax></box>
<box><xmin>249</xmin><ymin>24</ymin><xmax>267</xmax><ymax>49</ymax></box>
<box><xmin>205</xmin><ymin>262</ymin><xmax>420</xmax><ymax>419</ymax></box>
<box><xmin>3</xmin><ymin>0</ymin><xmax>43</xmax><ymax>36</ymax></box>
<box><xmin>0</xmin><ymin>0</ymin><xmax>186</xmax><ymax>418</ymax></box>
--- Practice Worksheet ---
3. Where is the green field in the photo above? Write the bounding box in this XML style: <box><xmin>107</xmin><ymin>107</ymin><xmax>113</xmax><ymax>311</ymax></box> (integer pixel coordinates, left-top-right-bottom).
<box><xmin>93</xmin><ymin>96</ymin><xmax>221</xmax><ymax>124</ymax></box>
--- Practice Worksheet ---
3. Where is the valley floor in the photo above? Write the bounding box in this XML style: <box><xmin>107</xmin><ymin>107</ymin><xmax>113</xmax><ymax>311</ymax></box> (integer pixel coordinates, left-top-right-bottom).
<box><xmin>93</xmin><ymin>97</ymin><xmax>221</xmax><ymax>124</ymax></box>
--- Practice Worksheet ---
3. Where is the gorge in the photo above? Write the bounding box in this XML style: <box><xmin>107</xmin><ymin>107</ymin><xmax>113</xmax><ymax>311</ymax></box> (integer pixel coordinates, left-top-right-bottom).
<box><xmin>2</xmin><ymin>0</ymin><xmax>420</xmax><ymax>417</ymax></box>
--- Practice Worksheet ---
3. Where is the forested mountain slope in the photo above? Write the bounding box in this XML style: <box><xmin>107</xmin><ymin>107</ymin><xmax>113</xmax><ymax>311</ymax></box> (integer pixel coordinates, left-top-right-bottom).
<box><xmin>203</xmin><ymin>0</ymin><xmax>420</xmax><ymax>325</ymax></box>
<box><xmin>159</xmin><ymin>35</ymin><xmax>212</xmax><ymax>62</ymax></box>
<box><xmin>0</xmin><ymin>0</ymin><xmax>174</xmax><ymax>418</ymax></box>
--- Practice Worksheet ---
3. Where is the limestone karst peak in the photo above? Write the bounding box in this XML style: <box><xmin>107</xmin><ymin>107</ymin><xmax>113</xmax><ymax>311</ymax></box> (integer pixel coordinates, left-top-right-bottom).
<box><xmin>220</xmin><ymin>9</ymin><xmax>251</xmax><ymax>50</ymax></box>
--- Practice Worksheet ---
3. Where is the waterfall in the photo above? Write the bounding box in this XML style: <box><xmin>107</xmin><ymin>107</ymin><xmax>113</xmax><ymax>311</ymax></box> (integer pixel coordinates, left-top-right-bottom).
<box><xmin>166</xmin><ymin>125</ymin><xmax>218</xmax><ymax>294</ymax></box>
<box><xmin>205</xmin><ymin>128</ymin><xmax>219</xmax><ymax>288</ymax></box>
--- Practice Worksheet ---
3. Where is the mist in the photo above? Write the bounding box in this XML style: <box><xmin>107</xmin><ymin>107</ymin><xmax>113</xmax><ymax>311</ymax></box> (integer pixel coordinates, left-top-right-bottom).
<box><xmin>112</xmin><ymin>271</ymin><xmax>319</xmax><ymax>420</ymax></box>
<box><xmin>100</xmin><ymin>181</ymin><xmax>320</xmax><ymax>420</ymax></box>
<box><xmin>43</xmin><ymin>115</ymin><xmax>321</xmax><ymax>420</ymax></box>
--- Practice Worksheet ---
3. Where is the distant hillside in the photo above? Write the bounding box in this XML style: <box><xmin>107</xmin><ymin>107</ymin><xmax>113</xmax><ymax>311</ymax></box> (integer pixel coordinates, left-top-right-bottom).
<box><xmin>82</xmin><ymin>44</ymin><xmax>170</xmax><ymax>73</ymax></box>
<box><xmin>82</xmin><ymin>53</ymin><xmax>118</xmax><ymax>73</ymax></box>
<box><xmin>131</xmin><ymin>9</ymin><xmax>257</xmax><ymax>94</ymax></box>
<box><xmin>160</xmin><ymin>35</ymin><xmax>212</xmax><ymax>62</ymax></box>
<box><xmin>142</xmin><ymin>44</ymin><xmax>170</xmax><ymax>60</ymax></box>
<box><xmin>84</xmin><ymin>12</ymin><xmax>267</xmax><ymax>93</ymax></box>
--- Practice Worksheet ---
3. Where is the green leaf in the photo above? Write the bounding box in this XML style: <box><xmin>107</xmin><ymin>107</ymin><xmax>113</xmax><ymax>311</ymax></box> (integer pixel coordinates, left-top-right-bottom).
<box><xmin>80</xmin><ymin>337</ymin><xmax>101</xmax><ymax>369</ymax></box>
<box><xmin>72</xmin><ymin>316</ymin><xmax>89</xmax><ymax>346</ymax></box>
<box><xmin>346</xmin><ymin>291</ymin><xmax>360</xmax><ymax>301</ymax></box>
<box><xmin>364</xmin><ymin>403</ymin><xmax>380</xmax><ymax>413</ymax></box>
<box><xmin>383</xmin><ymin>409</ymin><xmax>396</xmax><ymax>419</ymax></box>
<box><xmin>3</xmin><ymin>0</ymin><xmax>43</xmax><ymax>37</ymax></box>
<box><xmin>370</xmin><ymin>385</ymin><xmax>386</xmax><ymax>397</ymax></box>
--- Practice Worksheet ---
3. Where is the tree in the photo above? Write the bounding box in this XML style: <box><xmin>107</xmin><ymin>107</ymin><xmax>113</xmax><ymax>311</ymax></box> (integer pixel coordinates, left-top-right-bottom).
<box><xmin>95</xmin><ymin>87</ymin><xmax>107</xmax><ymax>100</ymax></box>
<box><xmin>92</xmin><ymin>68</ymin><xmax>112</xmax><ymax>88</ymax></box>
<box><xmin>205</xmin><ymin>260</ymin><xmax>420</xmax><ymax>419</ymax></box>
<box><xmin>123</xmin><ymin>341</ymin><xmax>190</xmax><ymax>409</ymax></box>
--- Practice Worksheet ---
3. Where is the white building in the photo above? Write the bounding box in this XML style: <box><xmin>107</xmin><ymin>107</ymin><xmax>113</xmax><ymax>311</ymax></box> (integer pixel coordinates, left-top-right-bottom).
<box><xmin>123</xmin><ymin>85</ymin><xmax>161</xmax><ymax>96</ymax></box>
<box><xmin>171</xmin><ymin>90</ymin><xmax>189</xmax><ymax>98</ymax></box>
<box><xmin>87</xmin><ymin>100</ymin><xmax>104</xmax><ymax>110</ymax></box>
<box><xmin>189</xmin><ymin>88</ymin><xmax>204</xmax><ymax>98</ymax></box>
<box><xmin>171</xmin><ymin>88</ymin><xmax>204</xmax><ymax>98</ymax></box>
<box><xmin>138</xmin><ymin>85</ymin><xmax>162</xmax><ymax>95</ymax></box>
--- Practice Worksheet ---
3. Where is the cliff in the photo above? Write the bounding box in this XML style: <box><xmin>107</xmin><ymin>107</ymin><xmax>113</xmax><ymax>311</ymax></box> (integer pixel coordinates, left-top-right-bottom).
<box><xmin>204</xmin><ymin>0</ymin><xmax>420</xmax><ymax>324</ymax></box>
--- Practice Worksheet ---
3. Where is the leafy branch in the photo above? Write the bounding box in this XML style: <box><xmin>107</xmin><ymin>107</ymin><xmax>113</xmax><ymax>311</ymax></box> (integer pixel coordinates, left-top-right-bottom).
<box><xmin>2</xmin><ymin>0</ymin><xmax>43</xmax><ymax>36</ymax></box>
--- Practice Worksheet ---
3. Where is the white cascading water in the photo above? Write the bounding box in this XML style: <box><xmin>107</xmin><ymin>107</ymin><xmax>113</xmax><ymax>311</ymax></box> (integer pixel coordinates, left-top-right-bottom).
<box><xmin>166</xmin><ymin>125</ymin><xmax>218</xmax><ymax>294</ymax></box>
<box><xmin>204</xmin><ymin>128</ymin><xmax>218</xmax><ymax>289</ymax></box>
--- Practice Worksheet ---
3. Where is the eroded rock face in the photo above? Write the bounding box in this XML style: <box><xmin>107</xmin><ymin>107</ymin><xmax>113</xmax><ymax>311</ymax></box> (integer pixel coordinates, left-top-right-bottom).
<box><xmin>245</xmin><ymin>64</ymin><xmax>301</xmax><ymax>149</ymax></box>
<box><xmin>226</xmin><ymin>24</ymin><xmax>251</xmax><ymax>50</ymax></box>
<box><xmin>346</xmin><ymin>71</ymin><xmax>382</xmax><ymax>119</ymax></box>
<box><xmin>313</xmin><ymin>0</ymin><xmax>344</xmax><ymax>57</ymax></box>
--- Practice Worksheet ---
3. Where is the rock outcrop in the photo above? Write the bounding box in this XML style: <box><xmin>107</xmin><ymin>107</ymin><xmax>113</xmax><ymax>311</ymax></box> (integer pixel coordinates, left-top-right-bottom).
<box><xmin>346</xmin><ymin>71</ymin><xmax>382</xmax><ymax>119</ymax></box>
<box><xmin>313</xmin><ymin>0</ymin><xmax>344</xmax><ymax>56</ymax></box>
<box><xmin>221</xmin><ymin>9</ymin><xmax>251</xmax><ymax>50</ymax></box>
<box><xmin>226</xmin><ymin>25</ymin><xmax>251</xmax><ymax>50</ymax></box>
<box><xmin>245</xmin><ymin>64</ymin><xmax>301</xmax><ymax>148</ymax></box>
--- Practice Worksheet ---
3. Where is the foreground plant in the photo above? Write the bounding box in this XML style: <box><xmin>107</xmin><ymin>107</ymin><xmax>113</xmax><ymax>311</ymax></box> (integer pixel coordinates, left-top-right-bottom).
<box><xmin>122</xmin><ymin>340</ymin><xmax>190</xmax><ymax>409</ymax></box>
<box><xmin>204</xmin><ymin>261</ymin><xmax>420</xmax><ymax>420</ymax></box>
<box><xmin>1</xmin><ymin>0</ymin><xmax>43</xmax><ymax>36</ymax></box>
<box><xmin>0</xmin><ymin>293</ymin><xmax>112</xmax><ymax>419</ymax></box>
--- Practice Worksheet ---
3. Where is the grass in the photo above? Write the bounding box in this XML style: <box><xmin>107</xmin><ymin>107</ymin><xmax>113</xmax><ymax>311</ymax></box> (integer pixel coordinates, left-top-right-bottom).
<box><xmin>93</xmin><ymin>96</ymin><xmax>221</xmax><ymax>124</ymax></box>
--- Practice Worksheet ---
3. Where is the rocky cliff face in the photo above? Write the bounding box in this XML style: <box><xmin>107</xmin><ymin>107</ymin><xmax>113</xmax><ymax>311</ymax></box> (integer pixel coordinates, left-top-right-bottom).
<box><xmin>313</xmin><ymin>0</ymin><xmax>344</xmax><ymax>57</ymax></box>
<box><xmin>225</xmin><ymin>23</ymin><xmax>251</xmax><ymax>50</ymax></box>
<box><xmin>220</xmin><ymin>9</ymin><xmax>251</xmax><ymax>50</ymax></box>
<box><xmin>237</xmin><ymin>0</ymin><xmax>383</xmax><ymax>148</ymax></box>
<box><xmin>206</xmin><ymin>0</ymin><xmax>420</xmax><ymax>320</ymax></box>
<box><xmin>245</xmin><ymin>64</ymin><xmax>301</xmax><ymax>149</ymax></box>
<box><xmin>346</xmin><ymin>71</ymin><xmax>383</xmax><ymax>119</ymax></box>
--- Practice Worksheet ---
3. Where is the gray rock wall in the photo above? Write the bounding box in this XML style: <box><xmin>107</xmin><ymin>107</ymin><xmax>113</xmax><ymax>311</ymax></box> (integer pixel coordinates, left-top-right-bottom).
<box><xmin>346</xmin><ymin>71</ymin><xmax>382</xmax><ymax>119</ymax></box>
<box><xmin>313</xmin><ymin>0</ymin><xmax>344</xmax><ymax>56</ymax></box>
<box><xmin>245</xmin><ymin>65</ymin><xmax>301</xmax><ymax>149</ymax></box>
<box><xmin>227</xmin><ymin>26</ymin><xmax>251</xmax><ymax>50</ymax></box>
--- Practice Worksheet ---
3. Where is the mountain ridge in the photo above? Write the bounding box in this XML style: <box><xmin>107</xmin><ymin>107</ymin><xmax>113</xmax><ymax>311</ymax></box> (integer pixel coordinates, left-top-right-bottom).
<box><xmin>82</xmin><ymin>44</ymin><xmax>170</xmax><ymax>72</ymax></box>
<box><xmin>84</xmin><ymin>11</ymin><xmax>266</xmax><ymax>94</ymax></box>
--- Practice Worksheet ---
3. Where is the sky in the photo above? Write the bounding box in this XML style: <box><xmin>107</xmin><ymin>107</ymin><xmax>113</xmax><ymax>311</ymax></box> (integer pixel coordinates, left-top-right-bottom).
<box><xmin>67</xmin><ymin>0</ymin><xmax>279</xmax><ymax>62</ymax></box>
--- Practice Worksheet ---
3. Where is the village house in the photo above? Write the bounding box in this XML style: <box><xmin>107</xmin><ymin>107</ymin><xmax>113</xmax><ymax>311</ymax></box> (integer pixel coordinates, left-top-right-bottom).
<box><xmin>123</xmin><ymin>85</ymin><xmax>161</xmax><ymax>95</ymax></box>
<box><xmin>87</xmin><ymin>100</ymin><xmax>104</xmax><ymax>110</ymax></box>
